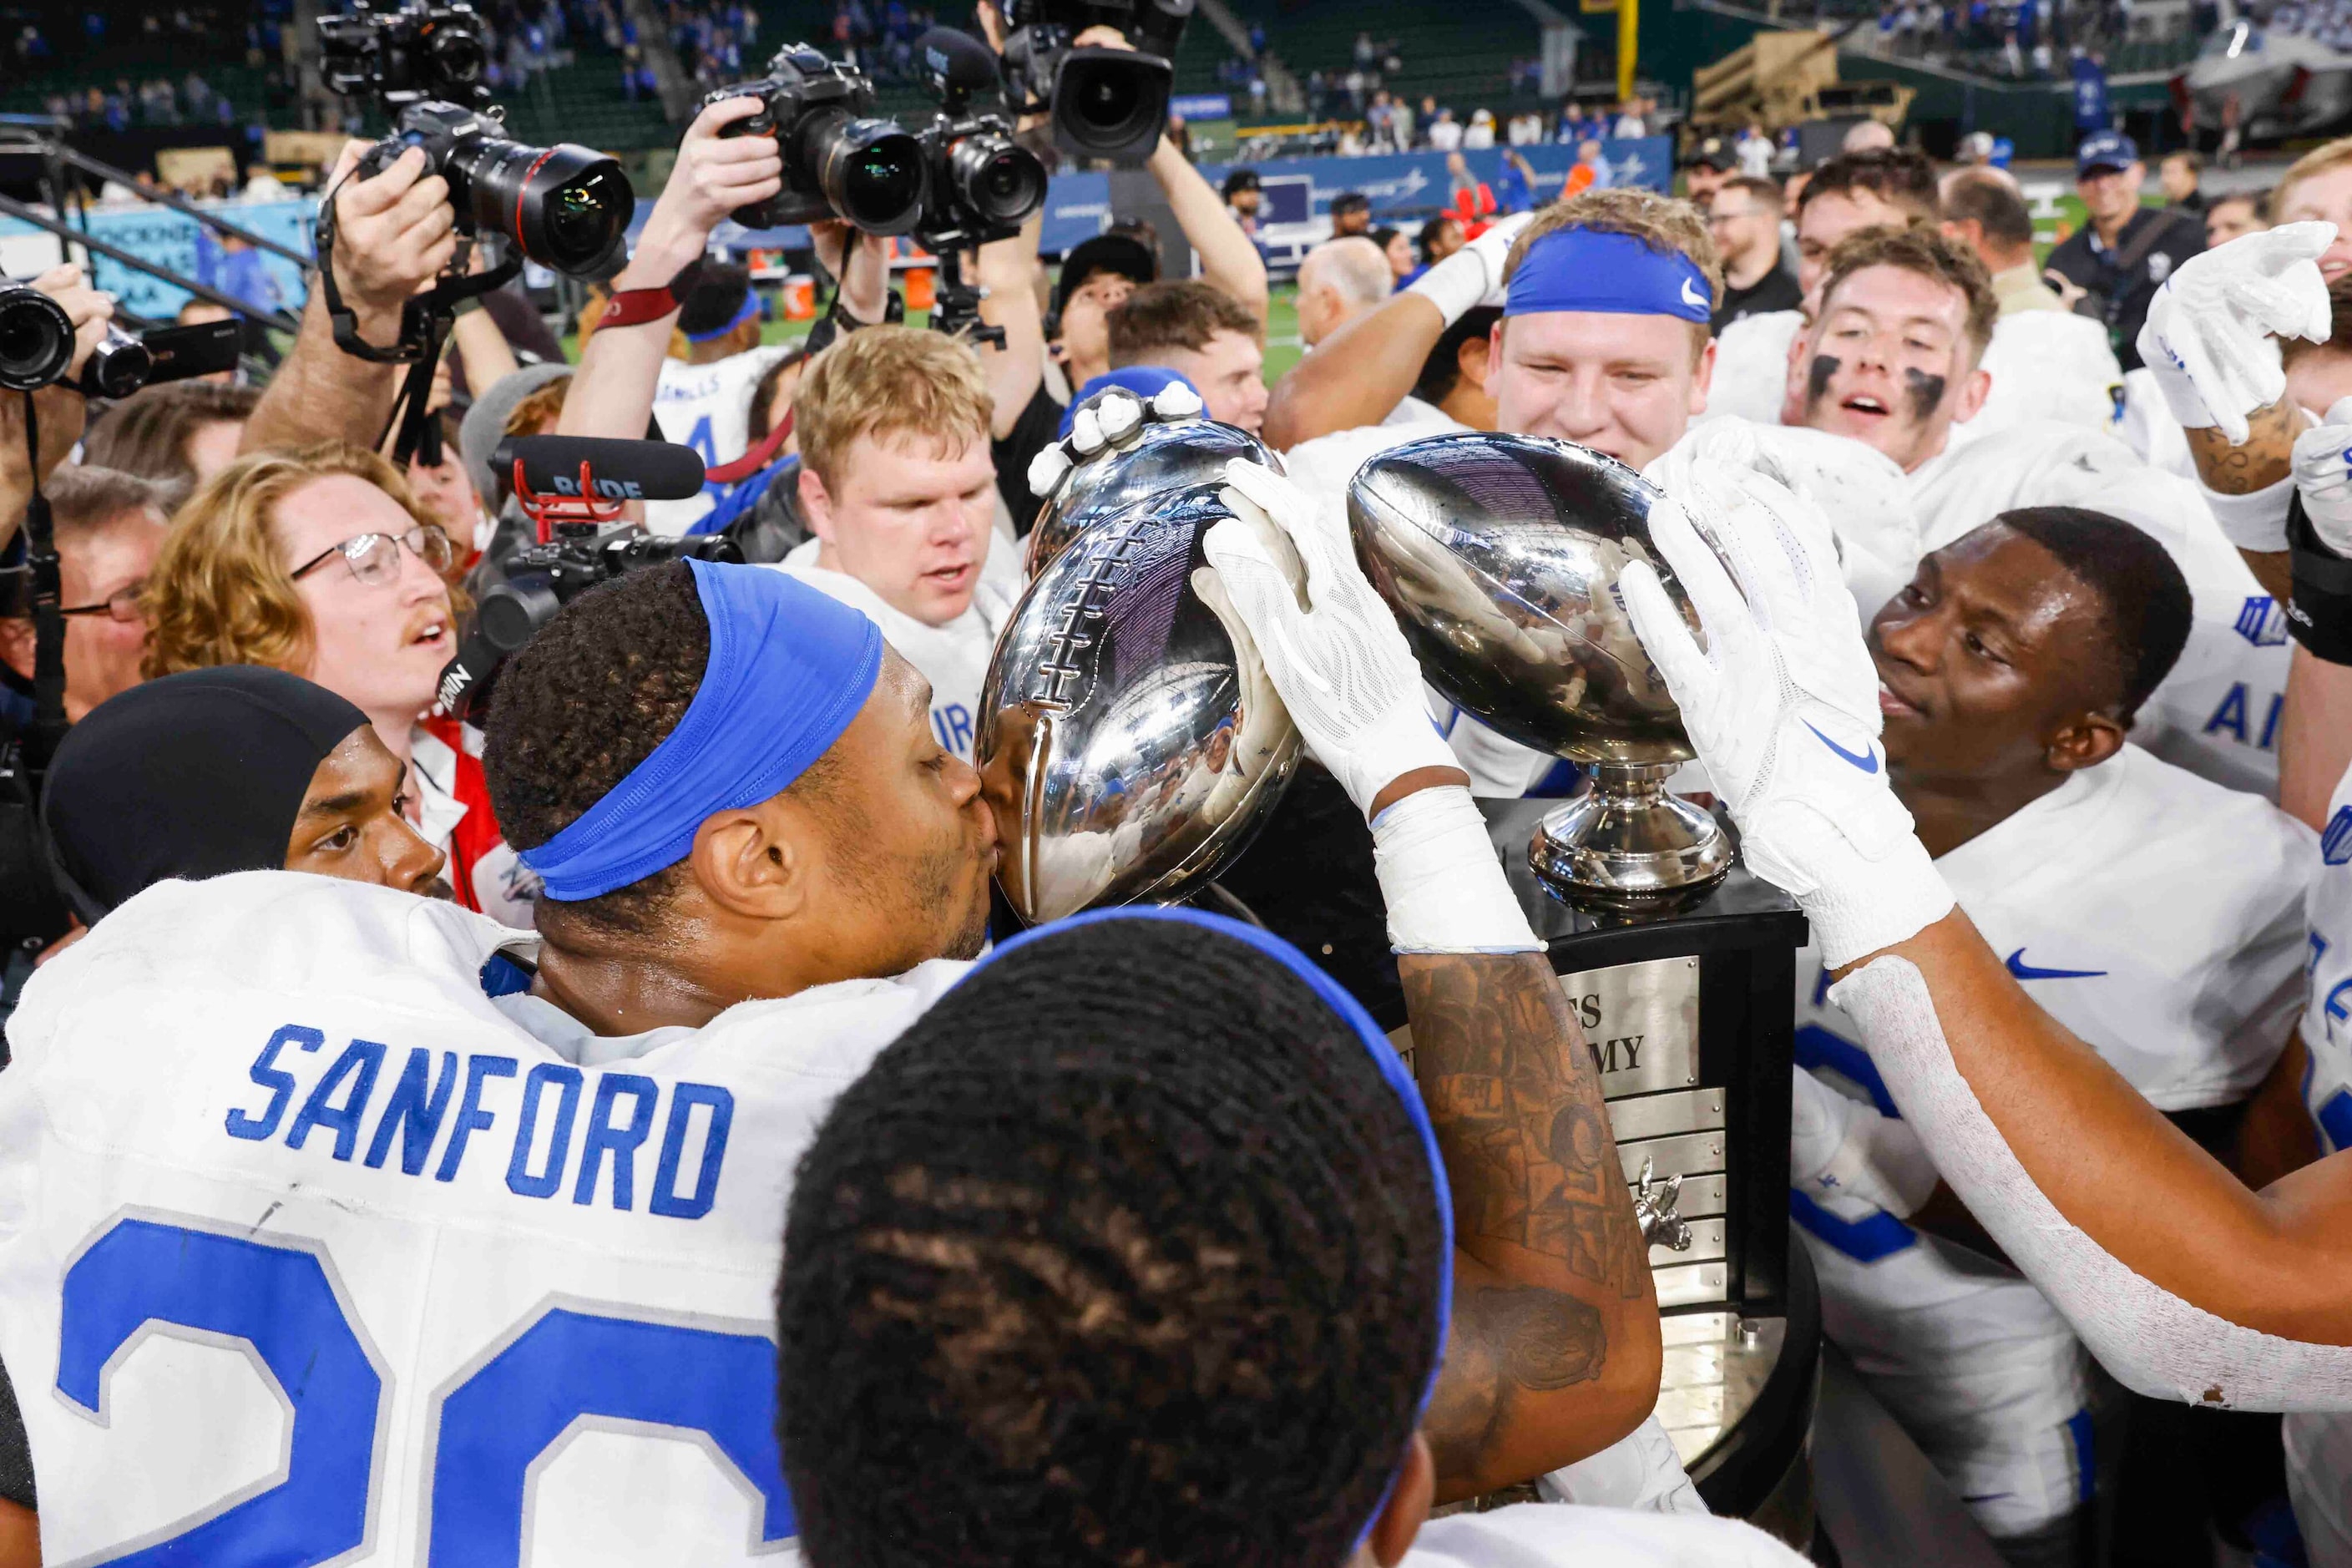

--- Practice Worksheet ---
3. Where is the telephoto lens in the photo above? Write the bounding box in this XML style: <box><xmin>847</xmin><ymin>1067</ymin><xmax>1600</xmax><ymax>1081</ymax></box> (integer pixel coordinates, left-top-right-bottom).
<box><xmin>0</xmin><ymin>279</ymin><xmax>76</xmax><ymax>392</ymax></box>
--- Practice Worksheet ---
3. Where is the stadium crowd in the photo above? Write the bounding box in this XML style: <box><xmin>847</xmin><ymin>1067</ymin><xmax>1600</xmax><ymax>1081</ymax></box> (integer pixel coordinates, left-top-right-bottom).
<box><xmin>18</xmin><ymin>17</ymin><xmax>2352</xmax><ymax>1566</ymax></box>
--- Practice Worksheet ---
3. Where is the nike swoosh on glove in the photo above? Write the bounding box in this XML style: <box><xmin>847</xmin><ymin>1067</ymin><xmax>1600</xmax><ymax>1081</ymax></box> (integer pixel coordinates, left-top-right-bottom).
<box><xmin>2293</xmin><ymin>393</ymin><xmax>2352</xmax><ymax>559</ymax></box>
<box><xmin>2137</xmin><ymin>220</ymin><xmax>2334</xmax><ymax>446</ymax></box>
<box><xmin>1619</xmin><ymin>458</ymin><xmax>1954</xmax><ymax>967</ymax></box>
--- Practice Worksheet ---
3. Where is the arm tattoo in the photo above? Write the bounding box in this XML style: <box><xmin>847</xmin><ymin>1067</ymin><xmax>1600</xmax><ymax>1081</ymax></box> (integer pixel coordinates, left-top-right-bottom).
<box><xmin>1404</xmin><ymin>954</ymin><xmax>1649</xmax><ymax>1297</ymax></box>
<box><xmin>1423</xmin><ymin>1285</ymin><xmax>1607</xmax><ymax>1483</ymax></box>
<box><xmin>2185</xmin><ymin>395</ymin><xmax>2304</xmax><ymax>495</ymax></box>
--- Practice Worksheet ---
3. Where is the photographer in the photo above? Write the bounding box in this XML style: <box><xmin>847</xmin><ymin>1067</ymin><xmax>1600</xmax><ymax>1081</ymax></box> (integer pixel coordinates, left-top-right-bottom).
<box><xmin>139</xmin><ymin>444</ymin><xmax>534</xmax><ymax>925</ymax></box>
<box><xmin>0</xmin><ymin>468</ymin><xmax>172</xmax><ymax>730</ymax></box>
<box><xmin>235</xmin><ymin>137</ymin><xmax>464</xmax><ymax>459</ymax></box>
<box><xmin>0</xmin><ymin>263</ymin><xmax>116</xmax><ymax>550</ymax></box>
<box><xmin>781</xmin><ymin>326</ymin><xmax>1019</xmax><ymax>762</ymax></box>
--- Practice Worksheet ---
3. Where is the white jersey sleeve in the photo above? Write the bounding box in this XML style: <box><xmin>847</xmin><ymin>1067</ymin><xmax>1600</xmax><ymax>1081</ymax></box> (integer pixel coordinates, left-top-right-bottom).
<box><xmin>772</xmin><ymin>536</ymin><xmax>1020</xmax><ymax>764</ymax></box>
<box><xmin>1404</xmin><ymin>1503</ymin><xmax>1808</xmax><ymax>1567</ymax></box>
<box><xmin>2299</xmin><ymin>763</ymin><xmax>2352</xmax><ymax>1149</ymax></box>
<box><xmin>1950</xmin><ymin>311</ymin><xmax>2124</xmax><ymax>451</ymax></box>
<box><xmin>1695</xmin><ymin>311</ymin><xmax>1802</xmax><ymax>429</ymax></box>
<box><xmin>645</xmin><ymin>346</ymin><xmax>792</xmax><ymax>536</ymax></box>
<box><xmin>0</xmin><ymin>872</ymin><xmax>962</xmax><ymax>1565</ymax></box>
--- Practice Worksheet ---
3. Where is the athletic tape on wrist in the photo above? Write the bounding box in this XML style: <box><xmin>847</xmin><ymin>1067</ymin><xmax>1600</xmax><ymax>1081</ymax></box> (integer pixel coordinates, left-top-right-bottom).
<box><xmin>2289</xmin><ymin>493</ymin><xmax>2352</xmax><ymax>665</ymax></box>
<box><xmin>1369</xmin><ymin>785</ymin><xmax>1540</xmax><ymax>953</ymax></box>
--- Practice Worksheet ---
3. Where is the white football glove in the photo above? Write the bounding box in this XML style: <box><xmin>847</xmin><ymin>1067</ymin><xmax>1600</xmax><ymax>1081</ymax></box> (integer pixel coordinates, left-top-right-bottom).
<box><xmin>2293</xmin><ymin>394</ymin><xmax>2352</xmax><ymax>559</ymax></box>
<box><xmin>1406</xmin><ymin>210</ymin><xmax>1537</xmax><ymax>325</ymax></box>
<box><xmin>1619</xmin><ymin>460</ymin><xmax>1954</xmax><ymax>967</ymax></box>
<box><xmin>1205</xmin><ymin>457</ymin><xmax>1537</xmax><ymax>954</ymax></box>
<box><xmin>2137</xmin><ymin>221</ymin><xmax>2334</xmax><ymax>447</ymax></box>
<box><xmin>1789</xmin><ymin>1066</ymin><xmax>1939</xmax><ymax>1218</ymax></box>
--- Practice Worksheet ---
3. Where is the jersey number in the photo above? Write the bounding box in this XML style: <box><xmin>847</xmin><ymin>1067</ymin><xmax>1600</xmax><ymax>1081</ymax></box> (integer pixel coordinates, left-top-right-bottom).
<box><xmin>685</xmin><ymin>414</ymin><xmax>717</xmax><ymax>468</ymax></box>
<box><xmin>57</xmin><ymin>1216</ymin><xmax>794</xmax><ymax>1565</ymax></box>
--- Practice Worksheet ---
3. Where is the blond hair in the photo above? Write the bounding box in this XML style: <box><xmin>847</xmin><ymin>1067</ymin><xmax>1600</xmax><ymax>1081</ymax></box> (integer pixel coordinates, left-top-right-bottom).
<box><xmin>1500</xmin><ymin>190</ymin><xmax>1722</xmax><ymax>358</ymax></box>
<box><xmin>795</xmin><ymin>326</ymin><xmax>994</xmax><ymax>491</ymax></box>
<box><xmin>144</xmin><ymin>443</ymin><xmax>444</xmax><ymax>680</ymax></box>
<box><xmin>2278</xmin><ymin>139</ymin><xmax>2352</xmax><ymax>218</ymax></box>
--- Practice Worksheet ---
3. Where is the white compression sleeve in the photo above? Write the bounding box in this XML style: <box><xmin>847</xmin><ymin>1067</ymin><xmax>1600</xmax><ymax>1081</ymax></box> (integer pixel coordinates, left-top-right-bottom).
<box><xmin>1829</xmin><ymin>955</ymin><xmax>2352</xmax><ymax>1411</ymax></box>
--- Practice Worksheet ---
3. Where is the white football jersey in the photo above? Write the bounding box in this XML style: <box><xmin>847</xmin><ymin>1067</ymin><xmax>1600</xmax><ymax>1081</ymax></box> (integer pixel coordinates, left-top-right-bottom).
<box><xmin>647</xmin><ymin>346</ymin><xmax>792</xmax><ymax>536</ymax></box>
<box><xmin>0</xmin><ymin>872</ymin><xmax>969</xmax><ymax>1565</ymax></box>
<box><xmin>1697</xmin><ymin>310</ymin><xmax>1802</xmax><ymax>429</ymax></box>
<box><xmin>1793</xmin><ymin>745</ymin><xmax>2311</xmax><ymax>1535</ymax></box>
<box><xmin>772</xmin><ymin>535</ymin><xmax>1022</xmax><ymax>765</ymax></box>
<box><xmin>1950</xmin><ymin>310</ymin><xmax>2124</xmax><ymax>450</ymax></box>
<box><xmin>1907</xmin><ymin>422</ymin><xmax>2294</xmax><ymax>798</ymax></box>
<box><xmin>1404</xmin><ymin>1503</ymin><xmax>1807</xmax><ymax>1566</ymax></box>
<box><xmin>2296</xmin><ymin>761</ymin><xmax>2352</xmax><ymax>1145</ymax></box>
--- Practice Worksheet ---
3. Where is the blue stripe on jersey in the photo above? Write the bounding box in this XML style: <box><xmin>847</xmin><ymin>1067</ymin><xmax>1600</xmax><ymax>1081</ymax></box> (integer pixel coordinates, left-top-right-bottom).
<box><xmin>2065</xmin><ymin>1409</ymin><xmax>2096</xmax><ymax>1506</ymax></box>
<box><xmin>478</xmin><ymin>953</ymin><xmax>534</xmax><ymax>999</ymax></box>
<box><xmin>1789</xmin><ymin>1187</ymin><xmax>1917</xmax><ymax>1261</ymax></box>
<box><xmin>2319</xmin><ymin>1089</ymin><xmax>2352</xmax><ymax>1155</ymax></box>
<box><xmin>1793</xmin><ymin>1024</ymin><xmax>1902</xmax><ymax>1120</ymax></box>
<box><xmin>1527</xmin><ymin>758</ymin><xmax>1586</xmax><ymax>797</ymax></box>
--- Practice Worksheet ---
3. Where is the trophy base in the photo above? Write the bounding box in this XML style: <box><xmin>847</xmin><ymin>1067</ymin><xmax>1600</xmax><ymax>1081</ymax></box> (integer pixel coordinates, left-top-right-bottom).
<box><xmin>1530</xmin><ymin>763</ymin><xmax>1735</xmax><ymax>923</ymax></box>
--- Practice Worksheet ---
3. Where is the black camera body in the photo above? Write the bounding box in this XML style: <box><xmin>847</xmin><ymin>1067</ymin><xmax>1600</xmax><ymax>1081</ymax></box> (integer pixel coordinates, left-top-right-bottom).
<box><xmin>910</xmin><ymin>28</ymin><xmax>1048</xmax><ymax>253</ymax></box>
<box><xmin>354</xmin><ymin>101</ymin><xmax>634</xmax><ymax>278</ymax></box>
<box><xmin>320</xmin><ymin>0</ymin><xmax>492</xmax><ymax>108</ymax></box>
<box><xmin>705</xmin><ymin>46</ymin><xmax>929</xmax><ymax>235</ymax></box>
<box><xmin>1001</xmin><ymin>0</ymin><xmax>1192</xmax><ymax>164</ymax></box>
<box><xmin>0</xmin><ymin>281</ymin><xmax>244</xmax><ymax>397</ymax></box>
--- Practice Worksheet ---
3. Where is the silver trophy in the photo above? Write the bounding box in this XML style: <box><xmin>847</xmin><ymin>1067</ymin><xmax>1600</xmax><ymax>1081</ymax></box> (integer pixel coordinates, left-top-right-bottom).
<box><xmin>977</xmin><ymin>468</ymin><xmax>1304</xmax><ymax>925</ymax></box>
<box><xmin>1348</xmin><ymin>431</ymin><xmax>1733</xmax><ymax>922</ymax></box>
<box><xmin>1024</xmin><ymin>391</ymin><xmax>1282</xmax><ymax>578</ymax></box>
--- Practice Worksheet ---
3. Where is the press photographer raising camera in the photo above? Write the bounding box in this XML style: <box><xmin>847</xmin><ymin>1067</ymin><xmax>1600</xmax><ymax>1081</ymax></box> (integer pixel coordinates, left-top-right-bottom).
<box><xmin>0</xmin><ymin>263</ymin><xmax>116</xmax><ymax>550</ymax></box>
<box><xmin>139</xmin><ymin>444</ymin><xmax>533</xmax><ymax>924</ymax></box>
<box><xmin>0</xmin><ymin>468</ymin><xmax>172</xmax><ymax>726</ymax></box>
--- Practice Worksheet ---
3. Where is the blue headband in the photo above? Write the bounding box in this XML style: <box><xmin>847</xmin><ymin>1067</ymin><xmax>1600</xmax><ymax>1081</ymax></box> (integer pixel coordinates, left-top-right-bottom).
<box><xmin>973</xmin><ymin>905</ymin><xmax>1454</xmax><ymax>1544</ymax></box>
<box><xmin>685</xmin><ymin>293</ymin><xmax>761</xmax><ymax>343</ymax></box>
<box><xmin>519</xmin><ymin>560</ymin><xmax>883</xmax><ymax>901</ymax></box>
<box><xmin>1504</xmin><ymin>226</ymin><xmax>1714</xmax><ymax>324</ymax></box>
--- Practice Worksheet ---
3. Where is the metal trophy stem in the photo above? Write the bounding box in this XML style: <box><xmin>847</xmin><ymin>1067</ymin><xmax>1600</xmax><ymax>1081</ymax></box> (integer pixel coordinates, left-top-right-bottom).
<box><xmin>1529</xmin><ymin>762</ymin><xmax>1734</xmax><ymax>923</ymax></box>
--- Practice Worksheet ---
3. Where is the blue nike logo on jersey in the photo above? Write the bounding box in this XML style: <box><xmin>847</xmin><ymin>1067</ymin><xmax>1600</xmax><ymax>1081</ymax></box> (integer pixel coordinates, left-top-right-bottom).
<box><xmin>2005</xmin><ymin>948</ymin><xmax>2108</xmax><ymax>982</ymax></box>
<box><xmin>1803</xmin><ymin>721</ymin><xmax>1879</xmax><ymax>774</ymax></box>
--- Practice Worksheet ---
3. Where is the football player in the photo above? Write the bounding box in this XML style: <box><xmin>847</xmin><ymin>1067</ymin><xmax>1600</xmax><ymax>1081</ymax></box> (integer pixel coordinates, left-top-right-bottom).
<box><xmin>0</xmin><ymin>466</ymin><xmax>1669</xmax><ymax>1557</ymax></box>
<box><xmin>1781</xmin><ymin>503</ymin><xmax>2311</xmax><ymax>1559</ymax></box>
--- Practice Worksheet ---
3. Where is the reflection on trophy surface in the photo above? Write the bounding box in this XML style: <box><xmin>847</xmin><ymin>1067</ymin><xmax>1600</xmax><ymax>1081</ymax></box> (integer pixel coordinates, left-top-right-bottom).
<box><xmin>1348</xmin><ymin>431</ymin><xmax>1734</xmax><ymax>922</ymax></box>
<box><xmin>1024</xmin><ymin>387</ymin><xmax>1284</xmax><ymax>579</ymax></box>
<box><xmin>978</xmin><ymin>473</ymin><xmax>1304</xmax><ymax>925</ymax></box>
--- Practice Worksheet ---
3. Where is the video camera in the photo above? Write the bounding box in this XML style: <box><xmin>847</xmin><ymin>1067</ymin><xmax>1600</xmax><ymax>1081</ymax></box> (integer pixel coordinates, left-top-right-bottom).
<box><xmin>0</xmin><ymin>278</ymin><xmax>243</xmax><ymax>397</ymax></box>
<box><xmin>319</xmin><ymin>0</ymin><xmax>492</xmax><ymax>109</ymax></box>
<box><xmin>435</xmin><ymin>437</ymin><xmax>741</xmax><ymax>720</ymax></box>
<box><xmin>999</xmin><ymin>0</ymin><xmax>1193</xmax><ymax>164</ymax></box>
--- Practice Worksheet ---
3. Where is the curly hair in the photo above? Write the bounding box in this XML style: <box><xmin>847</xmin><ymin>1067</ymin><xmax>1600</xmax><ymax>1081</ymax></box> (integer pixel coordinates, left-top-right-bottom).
<box><xmin>778</xmin><ymin>915</ymin><xmax>1446</xmax><ymax>1568</ymax></box>
<box><xmin>479</xmin><ymin>561</ymin><xmax>709</xmax><ymax>938</ymax></box>
<box><xmin>141</xmin><ymin>443</ymin><xmax>445</xmax><ymax>680</ymax></box>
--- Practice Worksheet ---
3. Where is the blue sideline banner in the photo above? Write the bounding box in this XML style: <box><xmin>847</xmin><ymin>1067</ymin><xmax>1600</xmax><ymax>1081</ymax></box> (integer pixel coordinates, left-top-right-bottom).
<box><xmin>0</xmin><ymin>200</ymin><xmax>317</xmax><ymax>320</ymax></box>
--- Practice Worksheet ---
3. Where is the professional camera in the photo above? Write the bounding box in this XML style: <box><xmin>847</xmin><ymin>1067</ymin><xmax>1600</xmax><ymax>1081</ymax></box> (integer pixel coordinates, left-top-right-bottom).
<box><xmin>910</xmin><ymin>28</ymin><xmax>1048</xmax><ymax>253</ymax></box>
<box><xmin>703</xmin><ymin>45</ymin><xmax>929</xmax><ymax>235</ymax></box>
<box><xmin>320</xmin><ymin>0</ymin><xmax>492</xmax><ymax>109</ymax></box>
<box><xmin>999</xmin><ymin>0</ymin><xmax>1193</xmax><ymax>164</ymax></box>
<box><xmin>354</xmin><ymin>101</ymin><xmax>634</xmax><ymax>278</ymax></box>
<box><xmin>0</xmin><ymin>281</ymin><xmax>245</xmax><ymax>397</ymax></box>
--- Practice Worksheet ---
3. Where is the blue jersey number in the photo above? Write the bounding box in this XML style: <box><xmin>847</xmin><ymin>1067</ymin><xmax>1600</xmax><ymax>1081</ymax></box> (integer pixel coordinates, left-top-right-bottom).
<box><xmin>57</xmin><ymin>1215</ymin><xmax>792</xmax><ymax>1564</ymax></box>
<box><xmin>685</xmin><ymin>414</ymin><xmax>717</xmax><ymax>468</ymax></box>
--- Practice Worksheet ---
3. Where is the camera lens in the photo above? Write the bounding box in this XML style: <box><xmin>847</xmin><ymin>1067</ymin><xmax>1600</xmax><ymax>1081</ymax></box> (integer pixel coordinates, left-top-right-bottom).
<box><xmin>950</xmin><ymin>135</ymin><xmax>1048</xmax><ymax>226</ymax></box>
<box><xmin>454</xmin><ymin>138</ymin><xmax>635</xmax><ymax>276</ymax></box>
<box><xmin>1052</xmin><ymin>48</ymin><xmax>1174</xmax><ymax>162</ymax></box>
<box><xmin>816</xmin><ymin>116</ymin><xmax>928</xmax><ymax>236</ymax></box>
<box><xmin>425</xmin><ymin>22</ymin><xmax>487</xmax><ymax>89</ymax></box>
<box><xmin>0</xmin><ymin>283</ymin><xmax>75</xmax><ymax>392</ymax></box>
<box><xmin>80</xmin><ymin>328</ymin><xmax>152</xmax><ymax>400</ymax></box>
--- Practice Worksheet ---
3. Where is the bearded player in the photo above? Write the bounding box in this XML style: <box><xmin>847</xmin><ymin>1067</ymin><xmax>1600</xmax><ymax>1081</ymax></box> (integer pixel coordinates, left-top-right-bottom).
<box><xmin>0</xmin><ymin>439</ymin><xmax>1702</xmax><ymax>1556</ymax></box>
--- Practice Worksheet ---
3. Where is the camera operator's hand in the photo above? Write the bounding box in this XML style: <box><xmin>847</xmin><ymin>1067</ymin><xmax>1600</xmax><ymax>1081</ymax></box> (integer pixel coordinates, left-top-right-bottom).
<box><xmin>326</xmin><ymin>138</ymin><xmax>458</xmax><ymax>337</ymax></box>
<box><xmin>809</xmin><ymin>218</ymin><xmax>892</xmax><ymax>327</ymax></box>
<box><xmin>621</xmin><ymin>94</ymin><xmax>783</xmax><ymax>289</ymax></box>
<box><xmin>0</xmin><ymin>265</ymin><xmax>112</xmax><ymax>545</ymax></box>
<box><xmin>26</xmin><ymin>262</ymin><xmax>114</xmax><ymax>379</ymax></box>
